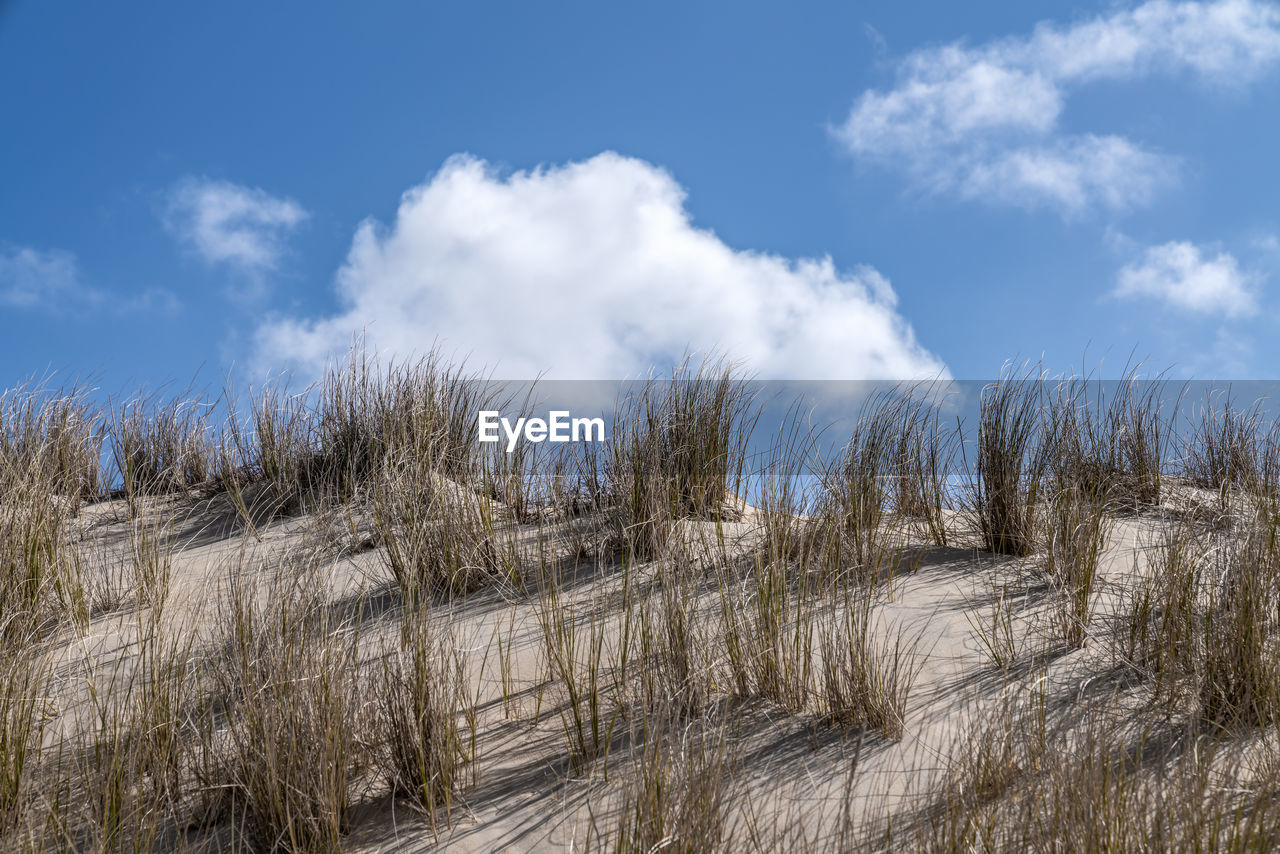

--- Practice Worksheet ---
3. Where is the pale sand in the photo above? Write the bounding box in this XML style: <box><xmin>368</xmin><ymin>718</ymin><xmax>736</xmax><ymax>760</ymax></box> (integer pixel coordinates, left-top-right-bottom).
<box><xmin>35</xmin><ymin>486</ymin><xmax>1215</xmax><ymax>852</ymax></box>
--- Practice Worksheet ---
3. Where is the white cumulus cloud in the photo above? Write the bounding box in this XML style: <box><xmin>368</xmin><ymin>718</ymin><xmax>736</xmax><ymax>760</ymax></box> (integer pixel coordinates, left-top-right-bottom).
<box><xmin>254</xmin><ymin>153</ymin><xmax>945</xmax><ymax>380</ymax></box>
<box><xmin>165</xmin><ymin>178</ymin><xmax>307</xmax><ymax>277</ymax></box>
<box><xmin>1114</xmin><ymin>240</ymin><xmax>1258</xmax><ymax>315</ymax></box>
<box><xmin>837</xmin><ymin>0</ymin><xmax>1280</xmax><ymax>214</ymax></box>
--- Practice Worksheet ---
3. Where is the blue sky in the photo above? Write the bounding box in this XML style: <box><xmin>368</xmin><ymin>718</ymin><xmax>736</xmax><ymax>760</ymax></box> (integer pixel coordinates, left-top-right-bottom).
<box><xmin>3</xmin><ymin>0</ymin><xmax>1280</xmax><ymax>388</ymax></box>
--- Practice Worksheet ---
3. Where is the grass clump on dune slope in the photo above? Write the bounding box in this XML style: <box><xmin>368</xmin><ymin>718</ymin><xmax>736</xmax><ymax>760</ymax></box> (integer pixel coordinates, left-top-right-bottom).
<box><xmin>598</xmin><ymin>356</ymin><xmax>758</xmax><ymax>558</ymax></box>
<box><xmin>969</xmin><ymin>364</ymin><xmax>1047</xmax><ymax>557</ymax></box>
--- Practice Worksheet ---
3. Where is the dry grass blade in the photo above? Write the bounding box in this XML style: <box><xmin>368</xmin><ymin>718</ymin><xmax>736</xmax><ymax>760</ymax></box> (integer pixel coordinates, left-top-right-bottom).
<box><xmin>372</xmin><ymin>451</ymin><xmax>521</xmax><ymax>602</ymax></box>
<box><xmin>1044</xmin><ymin>482</ymin><xmax>1112</xmax><ymax>648</ymax></box>
<box><xmin>0</xmin><ymin>379</ymin><xmax>104</xmax><ymax>507</ymax></box>
<box><xmin>213</xmin><ymin>560</ymin><xmax>365</xmax><ymax>854</ymax></box>
<box><xmin>375</xmin><ymin>604</ymin><xmax>475</xmax><ymax>833</ymax></box>
<box><xmin>1183</xmin><ymin>391</ymin><xmax>1262</xmax><ymax>493</ymax></box>
<box><xmin>536</xmin><ymin>571</ymin><xmax>621</xmax><ymax>774</ymax></box>
<box><xmin>602</xmin><ymin>355</ymin><xmax>758</xmax><ymax>558</ymax></box>
<box><xmin>109</xmin><ymin>390</ymin><xmax>216</xmax><ymax>500</ymax></box>
<box><xmin>613</xmin><ymin>711</ymin><xmax>735</xmax><ymax>854</ymax></box>
<box><xmin>969</xmin><ymin>364</ymin><xmax>1046</xmax><ymax>557</ymax></box>
<box><xmin>820</xmin><ymin>584</ymin><xmax>920</xmax><ymax>739</ymax></box>
<box><xmin>0</xmin><ymin>649</ymin><xmax>49</xmax><ymax>836</ymax></box>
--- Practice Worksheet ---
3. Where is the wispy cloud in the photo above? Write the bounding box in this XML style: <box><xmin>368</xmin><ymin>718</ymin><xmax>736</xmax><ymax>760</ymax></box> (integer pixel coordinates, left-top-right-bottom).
<box><xmin>0</xmin><ymin>244</ymin><xmax>180</xmax><ymax>315</ymax></box>
<box><xmin>837</xmin><ymin>0</ymin><xmax>1280</xmax><ymax>214</ymax></box>
<box><xmin>1114</xmin><ymin>240</ymin><xmax>1258</xmax><ymax>316</ymax></box>
<box><xmin>957</xmin><ymin>135</ymin><xmax>1175</xmax><ymax>212</ymax></box>
<box><xmin>115</xmin><ymin>288</ymin><xmax>182</xmax><ymax>316</ymax></box>
<box><xmin>254</xmin><ymin>153</ymin><xmax>946</xmax><ymax>380</ymax></box>
<box><xmin>164</xmin><ymin>177</ymin><xmax>307</xmax><ymax>279</ymax></box>
<box><xmin>0</xmin><ymin>245</ymin><xmax>81</xmax><ymax>308</ymax></box>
